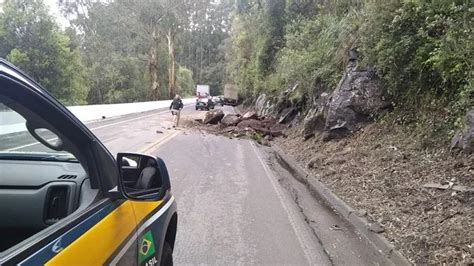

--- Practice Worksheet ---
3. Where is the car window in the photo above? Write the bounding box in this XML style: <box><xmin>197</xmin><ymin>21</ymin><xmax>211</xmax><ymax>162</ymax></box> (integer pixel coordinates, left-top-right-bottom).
<box><xmin>0</xmin><ymin>103</ymin><xmax>77</xmax><ymax>160</ymax></box>
<box><xmin>0</xmin><ymin>98</ymin><xmax>92</xmax><ymax>253</ymax></box>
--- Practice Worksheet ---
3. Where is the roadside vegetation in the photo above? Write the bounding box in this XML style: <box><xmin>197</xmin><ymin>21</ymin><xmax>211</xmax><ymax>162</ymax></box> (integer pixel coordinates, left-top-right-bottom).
<box><xmin>226</xmin><ymin>0</ymin><xmax>473</xmax><ymax>145</ymax></box>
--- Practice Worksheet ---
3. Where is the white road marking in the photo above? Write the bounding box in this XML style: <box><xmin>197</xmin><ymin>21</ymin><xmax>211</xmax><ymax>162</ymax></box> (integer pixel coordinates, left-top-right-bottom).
<box><xmin>250</xmin><ymin>141</ymin><xmax>330</xmax><ymax>265</ymax></box>
<box><xmin>5</xmin><ymin>105</ymin><xmax>192</xmax><ymax>151</ymax></box>
<box><xmin>139</xmin><ymin>131</ymin><xmax>181</xmax><ymax>154</ymax></box>
<box><xmin>6</xmin><ymin>137</ymin><xmax>58</xmax><ymax>151</ymax></box>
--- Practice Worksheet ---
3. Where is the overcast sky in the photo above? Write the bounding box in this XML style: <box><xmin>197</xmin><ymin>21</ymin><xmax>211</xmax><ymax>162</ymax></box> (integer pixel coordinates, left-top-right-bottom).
<box><xmin>44</xmin><ymin>0</ymin><xmax>69</xmax><ymax>27</ymax></box>
<box><xmin>0</xmin><ymin>0</ymin><xmax>69</xmax><ymax>26</ymax></box>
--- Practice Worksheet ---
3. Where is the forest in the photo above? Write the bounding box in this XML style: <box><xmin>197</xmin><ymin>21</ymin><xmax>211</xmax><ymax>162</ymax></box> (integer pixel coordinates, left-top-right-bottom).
<box><xmin>0</xmin><ymin>0</ymin><xmax>231</xmax><ymax>105</ymax></box>
<box><xmin>0</xmin><ymin>0</ymin><xmax>472</xmax><ymax>136</ymax></box>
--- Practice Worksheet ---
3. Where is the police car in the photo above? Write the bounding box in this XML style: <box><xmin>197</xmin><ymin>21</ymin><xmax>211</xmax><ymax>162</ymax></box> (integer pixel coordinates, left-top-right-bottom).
<box><xmin>0</xmin><ymin>59</ymin><xmax>177</xmax><ymax>265</ymax></box>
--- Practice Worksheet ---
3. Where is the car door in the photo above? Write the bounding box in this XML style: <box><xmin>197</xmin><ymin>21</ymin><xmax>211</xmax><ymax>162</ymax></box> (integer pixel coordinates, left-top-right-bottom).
<box><xmin>0</xmin><ymin>60</ymin><xmax>140</xmax><ymax>265</ymax></box>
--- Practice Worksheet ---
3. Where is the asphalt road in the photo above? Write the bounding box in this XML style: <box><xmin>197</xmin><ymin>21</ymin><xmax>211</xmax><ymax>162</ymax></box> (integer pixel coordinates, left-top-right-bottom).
<box><xmin>5</xmin><ymin>104</ymin><xmax>392</xmax><ymax>265</ymax></box>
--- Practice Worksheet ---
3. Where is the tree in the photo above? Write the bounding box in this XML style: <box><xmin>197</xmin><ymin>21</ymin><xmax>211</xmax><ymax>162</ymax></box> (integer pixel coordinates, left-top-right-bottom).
<box><xmin>177</xmin><ymin>0</ymin><xmax>232</xmax><ymax>95</ymax></box>
<box><xmin>0</xmin><ymin>0</ymin><xmax>88</xmax><ymax>104</ymax></box>
<box><xmin>176</xmin><ymin>66</ymin><xmax>195</xmax><ymax>96</ymax></box>
<box><xmin>60</xmin><ymin>0</ymin><xmax>154</xmax><ymax>103</ymax></box>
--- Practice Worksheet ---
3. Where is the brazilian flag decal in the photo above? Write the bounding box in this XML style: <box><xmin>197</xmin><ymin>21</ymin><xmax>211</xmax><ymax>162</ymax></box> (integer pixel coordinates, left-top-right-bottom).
<box><xmin>138</xmin><ymin>231</ymin><xmax>156</xmax><ymax>263</ymax></box>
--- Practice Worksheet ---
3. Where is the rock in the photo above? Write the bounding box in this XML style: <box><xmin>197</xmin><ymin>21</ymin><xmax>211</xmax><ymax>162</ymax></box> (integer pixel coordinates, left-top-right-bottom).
<box><xmin>307</xmin><ymin>154</ymin><xmax>325</xmax><ymax>169</ymax></box>
<box><xmin>220</xmin><ymin>114</ymin><xmax>241</xmax><ymax>127</ymax></box>
<box><xmin>368</xmin><ymin>222</ymin><xmax>385</xmax><ymax>233</ymax></box>
<box><xmin>303</xmin><ymin>92</ymin><xmax>330</xmax><ymax>139</ymax></box>
<box><xmin>255</xmin><ymin>94</ymin><xmax>267</xmax><ymax>116</ymax></box>
<box><xmin>203</xmin><ymin>109</ymin><xmax>224</xmax><ymax>125</ymax></box>
<box><xmin>278</xmin><ymin>107</ymin><xmax>299</xmax><ymax>124</ymax></box>
<box><xmin>325</xmin><ymin>63</ymin><xmax>391</xmax><ymax>140</ymax></box>
<box><xmin>255</xmin><ymin>93</ymin><xmax>277</xmax><ymax>117</ymax></box>
<box><xmin>259</xmin><ymin>138</ymin><xmax>271</xmax><ymax>146</ymax></box>
<box><xmin>451</xmin><ymin>109</ymin><xmax>474</xmax><ymax>154</ymax></box>
<box><xmin>357</xmin><ymin>209</ymin><xmax>368</xmax><ymax>217</ymax></box>
<box><xmin>242</xmin><ymin>111</ymin><xmax>258</xmax><ymax>120</ymax></box>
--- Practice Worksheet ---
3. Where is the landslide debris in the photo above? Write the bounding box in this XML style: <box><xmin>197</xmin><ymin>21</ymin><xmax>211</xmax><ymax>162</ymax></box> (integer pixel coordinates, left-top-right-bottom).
<box><xmin>275</xmin><ymin>123</ymin><xmax>474</xmax><ymax>265</ymax></box>
<box><xmin>181</xmin><ymin>110</ymin><xmax>288</xmax><ymax>146</ymax></box>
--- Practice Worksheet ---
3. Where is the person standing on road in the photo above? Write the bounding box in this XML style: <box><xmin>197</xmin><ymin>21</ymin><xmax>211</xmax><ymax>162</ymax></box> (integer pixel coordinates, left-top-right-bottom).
<box><xmin>169</xmin><ymin>94</ymin><xmax>183</xmax><ymax>128</ymax></box>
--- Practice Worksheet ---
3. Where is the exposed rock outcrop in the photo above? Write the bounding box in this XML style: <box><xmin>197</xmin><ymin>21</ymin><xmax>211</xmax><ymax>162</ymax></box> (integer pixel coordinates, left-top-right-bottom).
<box><xmin>451</xmin><ymin>109</ymin><xmax>474</xmax><ymax>154</ymax></box>
<box><xmin>303</xmin><ymin>92</ymin><xmax>329</xmax><ymax>139</ymax></box>
<box><xmin>324</xmin><ymin>62</ymin><xmax>391</xmax><ymax>140</ymax></box>
<box><xmin>303</xmin><ymin>61</ymin><xmax>391</xmax><ymax>140</ymax></box>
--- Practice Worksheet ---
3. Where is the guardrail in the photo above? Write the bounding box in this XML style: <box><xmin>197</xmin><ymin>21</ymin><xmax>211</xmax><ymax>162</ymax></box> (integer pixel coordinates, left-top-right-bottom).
<box><xmin>0</xmin><ymin>98</ymin><xmax>195</xmax><ymax>135</ymax></box>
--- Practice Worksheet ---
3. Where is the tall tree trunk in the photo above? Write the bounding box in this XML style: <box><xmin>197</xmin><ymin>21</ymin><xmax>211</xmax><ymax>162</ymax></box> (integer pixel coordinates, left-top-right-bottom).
<box><xmin>167</xmin><ymin>28</ymin><xmax>177</xmax><ymax>99</ymax></box>
<box><xmin>199</xmin><ymin>31</ymin><xmax>204</xmax><ymax>83</ymax></box>
<box><xmin>148</xmin><ymin>29</ymin><xmax>160</xmax><ymax>100</ymax></box>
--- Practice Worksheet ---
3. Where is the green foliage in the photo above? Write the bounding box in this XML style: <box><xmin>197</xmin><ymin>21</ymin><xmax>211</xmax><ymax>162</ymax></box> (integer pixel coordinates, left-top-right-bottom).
<box><xmin>275</xmin><ymin>13</ymin><xmax>358</xmax><ymax>96</ymax></box>
<box><xmin>226</xmin><ymin>0</ymin><xmax>473</xmax><ymax>145</ymax></box>
<box><xmin>360</xmin><ymin>1</ymin><xmax>472</xmax><ymax>108</ymax></box>
<box><xmin>61</xmin><ymin>0</ymin><xmax>227</xmax><ymax>102</ymax></box>
<box><xmin>176</xmin><ymin>67</ymin><xmax>195</xmax><ymax>97</ymax></box>
<box><xmin>0</xmin><ymin>0</ymin><xmax>88</xmax><ymax>104</ymax></box>
<box><xmin>176</xmin><ymin>1</ymin><xmax>231</xmax><ymax>95</ymax></box>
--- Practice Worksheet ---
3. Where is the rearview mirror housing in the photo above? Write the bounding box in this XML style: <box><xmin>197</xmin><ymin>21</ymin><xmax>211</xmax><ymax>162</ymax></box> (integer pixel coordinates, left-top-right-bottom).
<box><xmin>116</xmin><ymin>153</ymin><xmax>171</xmax><ymax>201</ymax></box>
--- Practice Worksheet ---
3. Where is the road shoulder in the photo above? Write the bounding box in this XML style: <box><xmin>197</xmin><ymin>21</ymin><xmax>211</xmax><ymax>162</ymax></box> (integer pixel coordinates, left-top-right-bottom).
<box><xmin>271</xmin><ymin>144</ymin><xmax>411</xmax><ymax>265</ymax></box>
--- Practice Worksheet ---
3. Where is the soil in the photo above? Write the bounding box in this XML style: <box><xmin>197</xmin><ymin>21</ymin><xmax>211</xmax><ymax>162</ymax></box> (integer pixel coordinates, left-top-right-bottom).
<box><xmin>275</xmin><ymin>123</ymin><xmax>473</xmax><ymax>265</ymax></box>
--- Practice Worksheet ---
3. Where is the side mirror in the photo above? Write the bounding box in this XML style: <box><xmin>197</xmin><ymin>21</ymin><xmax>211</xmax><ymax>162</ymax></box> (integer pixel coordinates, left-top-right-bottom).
<box><xmin>117</xmin><ymin>153</ymin><xmax>171</xmax><ymax>201</ymax></box>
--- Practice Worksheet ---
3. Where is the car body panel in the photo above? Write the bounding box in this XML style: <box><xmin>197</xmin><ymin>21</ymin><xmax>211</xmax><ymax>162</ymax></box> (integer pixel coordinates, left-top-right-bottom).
<box><xmin>0</xmin><ymin>59</ymin><xmax>177</xmax><ymax>265</ymax></box>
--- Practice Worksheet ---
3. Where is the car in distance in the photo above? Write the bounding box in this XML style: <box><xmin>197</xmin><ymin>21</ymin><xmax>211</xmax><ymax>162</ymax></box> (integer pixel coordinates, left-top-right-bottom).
<box><xmin>0</xmin><ymin>59</ymin><xmax>177</xmax><ymax>266</ymax></box>
<box><xmin>195</xmin><ymin>97</ymin><xmax>215</xmax><ymax>111</ymax></box>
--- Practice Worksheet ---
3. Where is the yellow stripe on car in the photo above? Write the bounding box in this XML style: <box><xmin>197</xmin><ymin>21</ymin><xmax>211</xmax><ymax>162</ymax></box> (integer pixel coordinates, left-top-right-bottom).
<box><xmin>46</xmin><ymin>200</ymin><xmax>162</xmax><ymax>265</ymax></box>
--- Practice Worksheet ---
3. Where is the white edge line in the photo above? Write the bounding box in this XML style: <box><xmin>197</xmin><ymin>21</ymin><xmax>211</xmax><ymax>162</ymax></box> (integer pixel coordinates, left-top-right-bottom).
<box><xmin>5</xmin><ymin>104</ymin><xmax>192</xmax><ymax>151</ymax></box>
<box><xmin>250</xmin><ymin>142</ymin><xmax>320</xmax><ymax>265</ymax></box>
<box><xmin>110</xmin><ymin>196</ymin><xmax>175</xmax><ymax>265</ymax></box>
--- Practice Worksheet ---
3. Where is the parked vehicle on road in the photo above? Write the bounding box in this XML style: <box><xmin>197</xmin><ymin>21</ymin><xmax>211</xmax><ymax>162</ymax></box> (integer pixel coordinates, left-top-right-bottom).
<box><xmin>212</xmin><ymin>96</ymin><xmax>224</xmax><ymax>106</ymax></box>
<box><xmin>195</xmin><ymin>97</ymin><xmax>215</xmax><ymax>111</ymax></box>
<box><xmin>0</xmin><ymin>59</ymin><xmax>178</xmax><ymax>266</ymax></box>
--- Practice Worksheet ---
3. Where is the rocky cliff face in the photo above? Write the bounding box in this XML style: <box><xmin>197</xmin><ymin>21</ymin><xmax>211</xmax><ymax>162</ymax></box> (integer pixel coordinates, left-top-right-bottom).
<box><xmin>304</xmin><ymin>61</ymin><xmax>391</xmax><ymax>140</ymax></box>
<box><xmin>451</xmin><ymin>109</ymin><xmax>474</xmax><ymax>154</ymax></box>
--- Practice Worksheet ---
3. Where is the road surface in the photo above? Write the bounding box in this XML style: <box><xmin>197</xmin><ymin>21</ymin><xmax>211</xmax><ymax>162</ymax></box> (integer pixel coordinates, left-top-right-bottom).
<box><xmin>4</xmin><ymin>104</ymin><xmax>393</xmax><ymax>265</ymax></box>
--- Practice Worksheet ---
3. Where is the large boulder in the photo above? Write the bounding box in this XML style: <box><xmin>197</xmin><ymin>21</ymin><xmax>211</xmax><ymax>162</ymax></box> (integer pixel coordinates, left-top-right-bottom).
<box><xmin>303</xmin><ymin>92</ymin><xmax>330</xmax><ymax>139</ymax></box>
<box><xmin>324</xmin><ymin>62</ymin><xmax>390</xmax><ymax>139</ymax></box>
<box><xmin>221</xmin><ymin>114</ymin><xmax>241</xmax><ymax>127</ymax></box>
<box><xmin>451</xmin><ymin>109</ymin><xmax>474</xmax><ymax>154</ymax></box>
<box><xmin>242</xmin><ymin>111</ymin><xmax>258</xmax><ymax>120</ymax></box>
<box><xmin>203</xmin><ymin>109</ymin><xmax>224</xmax><ymax>124</ymax></box>
<box><xmin>255</xmin><ymin>93</ymin><xmax>278</xmax><ymax>117</ymax></box>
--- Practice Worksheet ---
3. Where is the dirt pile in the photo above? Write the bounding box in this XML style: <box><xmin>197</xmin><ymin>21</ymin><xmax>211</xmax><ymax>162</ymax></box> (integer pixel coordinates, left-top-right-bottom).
<box><xmin>275</xmin><ymin>123</ymin><xmax>474</xmax><ymax>264</ymax></box>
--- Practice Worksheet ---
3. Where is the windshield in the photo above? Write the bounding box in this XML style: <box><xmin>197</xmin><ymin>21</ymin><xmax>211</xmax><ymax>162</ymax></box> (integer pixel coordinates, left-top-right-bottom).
<box><xmin>0</xmin><ymin>103</ymin><xmax>77</xmax><ymax>162</ymax></box>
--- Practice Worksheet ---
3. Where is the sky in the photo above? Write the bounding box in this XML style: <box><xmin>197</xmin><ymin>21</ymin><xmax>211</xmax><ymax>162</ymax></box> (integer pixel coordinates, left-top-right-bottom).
<box><xmin>0</xmin><ymin>0</ymin><xmax>68</xmax><ymax>27</ymax></box>
<box><xmin>44</xmin><ymin>0</ymin><xmax>70</xmax><ymax>28</ymax></box>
